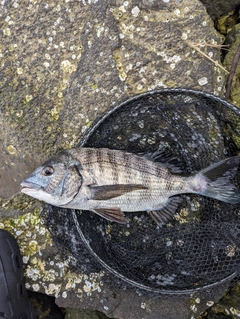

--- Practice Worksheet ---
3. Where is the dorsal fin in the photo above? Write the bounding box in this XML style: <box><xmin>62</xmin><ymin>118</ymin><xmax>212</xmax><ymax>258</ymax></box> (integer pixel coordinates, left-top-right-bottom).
<box><xmin>143</xmin><ymin>149</ymin><xmax>184</xmax><ymax>174</ymax></box>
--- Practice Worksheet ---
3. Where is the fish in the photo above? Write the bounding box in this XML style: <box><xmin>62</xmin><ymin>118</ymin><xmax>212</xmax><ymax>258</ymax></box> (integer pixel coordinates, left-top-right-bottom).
<box><xmin>20</xmin><ymin>147</ymin><xmax>240</xmax><ymax>225</ymax></box>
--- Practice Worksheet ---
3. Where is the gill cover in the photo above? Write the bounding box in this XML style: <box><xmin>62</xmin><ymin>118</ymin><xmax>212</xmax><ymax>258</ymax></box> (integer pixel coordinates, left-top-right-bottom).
<box><xmin>43</xmin><ymin>162</ymin><xmax>82</xmax><ymax>205</ymax></box>
<box><xmin>59</xmin><ymin>163</ymin><xmax>83</xmax><ymax>203</ymax></box>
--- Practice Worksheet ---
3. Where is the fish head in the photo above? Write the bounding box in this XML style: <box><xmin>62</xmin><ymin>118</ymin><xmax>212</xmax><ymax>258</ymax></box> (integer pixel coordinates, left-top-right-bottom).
<box><xmin>21</xmin><ymin>150</ymin><xmax>82</xmax><ymax>206</ymax></box>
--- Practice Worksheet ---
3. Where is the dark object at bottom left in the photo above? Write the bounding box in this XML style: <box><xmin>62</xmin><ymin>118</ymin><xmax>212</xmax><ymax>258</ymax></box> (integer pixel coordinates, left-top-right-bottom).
<box><xmin>0</xmin><ymin>229</ymin><xmax>36</xmax><ymax>319</ymax></box>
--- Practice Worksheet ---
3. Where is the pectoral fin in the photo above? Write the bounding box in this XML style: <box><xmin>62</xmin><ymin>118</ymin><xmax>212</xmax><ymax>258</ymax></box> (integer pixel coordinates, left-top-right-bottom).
<box><xmin>89</xmin><ymin>184</ymin><xmax>148</xmax><ymax>200</ymax></box>
<box><xmin>93</xmin><ymin>207</ymin><xmax>127</xmax><ymax>224</ymax></box>
<box><xmin>148</xmin><ymin>196</ymin><xmax>183</xmax><ymax>225</ymax></box>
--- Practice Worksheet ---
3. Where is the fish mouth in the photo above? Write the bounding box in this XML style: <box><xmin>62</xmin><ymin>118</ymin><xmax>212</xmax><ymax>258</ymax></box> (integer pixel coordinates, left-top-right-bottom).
<box><xmin>20</xmin><ymin>181</ymin><xmax>42</xmax><ymax>193</ymax></box>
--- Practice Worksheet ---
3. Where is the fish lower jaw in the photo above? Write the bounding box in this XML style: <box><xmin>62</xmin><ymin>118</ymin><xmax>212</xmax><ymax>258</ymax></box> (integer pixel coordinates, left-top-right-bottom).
<box><xmin>20</xmin><ymin>181</ymin><xmax>42</xmax><ymax>192</ymax></box>
<box><xmin>21</xmin><ymin>187</ymin><xmax>42</xmax><ymax>195</ymax></box>
<box><xmin>20</xmin><ymin>187</ymin><xmax>42</xmax><ymax>196</ymax></box>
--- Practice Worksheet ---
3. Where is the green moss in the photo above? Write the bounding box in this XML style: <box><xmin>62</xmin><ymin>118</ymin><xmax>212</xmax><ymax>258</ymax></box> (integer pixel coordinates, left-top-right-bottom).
<box><xmin>202</xmin><ymin>283</ymin><xmax>240</xmax><ymax>318</ymax></box>
<box><xmin>86</xmin><ymin>120</ymin><xmax>92</xmax><ymax>127</ymax></box>
<box><xmin>216</xmin><ymin>10</ymin><xmax>238</xmax><ymax>35</ymax></box>
<box><xmin>0</xmin><ymin>193</ymin><xmax>41</xmax><ymax>218</ymax></box>
<box><xmin>0</xmin><ymin>208</ymin><xmax>53</xmax><ymax>259</ymax></box>
<box><xmin>91</xmin><ymin>83</ymin><xmax>98</xmax><ymax>90</ymax></box>
<box><xmin>166</xmin><ymin>80</ymin><xmax>176</xmax><ymax>87</ymax></box>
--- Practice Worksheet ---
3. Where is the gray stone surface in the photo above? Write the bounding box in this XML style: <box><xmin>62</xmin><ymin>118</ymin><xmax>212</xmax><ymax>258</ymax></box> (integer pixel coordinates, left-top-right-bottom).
<box><xmin>65</xmin><ymin>308</ymin><xmax>111</xmax><ymax>319</ymax></box>
<box><xmin>56</xmin><ymin>281</ymin><xmax>233</xmax><ymax>319</ymax></box>
<box><xmin>0</xmin><ymin>0</ymin><xmax>226</xmax><ymax>200</ymax></box>
<box><xmin>0</xmin><ymin>0</ymin><xmax>233</xmax><ymax>319</ymax></box>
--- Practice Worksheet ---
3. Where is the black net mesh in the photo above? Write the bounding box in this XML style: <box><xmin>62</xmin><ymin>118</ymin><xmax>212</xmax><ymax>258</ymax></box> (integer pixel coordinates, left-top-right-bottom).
<box><xmin>42</xmin><ymin>88</ymin><xmax>240</xmax><ymax>294</ymax></box>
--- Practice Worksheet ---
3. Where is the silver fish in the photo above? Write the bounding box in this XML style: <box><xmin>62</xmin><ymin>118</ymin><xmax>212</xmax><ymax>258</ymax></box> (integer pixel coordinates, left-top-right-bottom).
<box><xmin>20</xmin><ymin>147</ymin><xmax>240</xmax><ymax>225</ymax></box>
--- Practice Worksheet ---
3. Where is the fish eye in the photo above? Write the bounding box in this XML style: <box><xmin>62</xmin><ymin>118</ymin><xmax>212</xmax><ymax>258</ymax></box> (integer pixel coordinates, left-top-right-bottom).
<box><xmin>42</xmin><ymin>166</ymin><xmax>54</xmax><ymax>176</ymax></box>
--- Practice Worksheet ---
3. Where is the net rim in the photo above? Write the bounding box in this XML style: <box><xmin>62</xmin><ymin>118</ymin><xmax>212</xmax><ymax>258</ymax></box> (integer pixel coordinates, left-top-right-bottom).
<box><xmin>79</xmin><ymin>88</ymin><xmax>240</xmax><ymax>147</ymax></box>
<box><xmin>76</xmin><ymin>88</ymin><xmax>239</xmax><ymax>294</ymax></box>
<box><xmin>72</xmin><ymin>210</ymin><xmax>237</xmax><ymax>295</ymax></box>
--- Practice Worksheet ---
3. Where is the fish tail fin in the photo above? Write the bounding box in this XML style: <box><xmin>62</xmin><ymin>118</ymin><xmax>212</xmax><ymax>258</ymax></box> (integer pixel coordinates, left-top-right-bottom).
<box><xmin>189</xmin><ymin>156</ymin><xmax>240</xmax><ymax>204</ymax></box>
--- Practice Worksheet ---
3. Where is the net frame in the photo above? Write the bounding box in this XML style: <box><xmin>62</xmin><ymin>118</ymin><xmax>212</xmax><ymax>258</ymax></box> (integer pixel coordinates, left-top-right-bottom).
<box><xmin>43</xmin><ymin>88</ymin><xmax>240</xmax><ymax>295</ymax></box>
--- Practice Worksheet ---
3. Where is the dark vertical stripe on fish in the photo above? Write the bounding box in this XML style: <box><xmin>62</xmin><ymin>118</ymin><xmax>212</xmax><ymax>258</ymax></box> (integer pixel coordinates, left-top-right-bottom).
<box><xmin>95</xmin><ymin>148</ymin><xmax>103</xmax><ymax>174</ymax></box>
<box><xmin>123</xmin><ymin>151</ymin><xmax>131</xmax><ymax>183</ymax></box>
<box><xmin>109</xmin><ymin>149</ymin><xmax>119</xmax><ymax>184</ymax></box>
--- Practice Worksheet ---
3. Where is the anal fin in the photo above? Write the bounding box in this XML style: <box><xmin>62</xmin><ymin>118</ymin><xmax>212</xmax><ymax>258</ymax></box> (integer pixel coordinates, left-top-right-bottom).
<box><xmin>93</xmin><ymin>207</ymin><xmax>127</xmax><ymax>224</ymax></box>
<box><xmin>148</xmin><ymin>196</ymin><xmax>182</xmax><ymax>226</ymax></box>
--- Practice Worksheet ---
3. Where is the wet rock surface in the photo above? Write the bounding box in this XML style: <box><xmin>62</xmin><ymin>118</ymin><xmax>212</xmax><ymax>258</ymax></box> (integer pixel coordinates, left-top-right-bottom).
<box><xmin>28</xmin><ymin>291</ymin><xmax>65</xmax><ymax>319</ymax></box>
<box><xmin>0</xmin><ymin>0</ymin><xmax>225</xmax><ymax>200</ymax></box>
<box><xmin>0</xmin><ymin>0</ymin><xmax>239</xmax><ymax>319</ymax></box>
<box><xmin>223</xmin><ymin>24</ymin><xmax>240</xmax><ymax>105</ymax></box>
<box><xmin>199</xmin><ymin>0</ymin><xmax>240</xmax><ymax>21</ymax></box>
<box><xmin>64</xmin><ymin>308</ymin><xmax>111</xmax><ymax>319</ymax></box>
<box><xmin>200</xmin><ymin>282</ymin><xmax>240</xmax><ymax>318</ymax></box>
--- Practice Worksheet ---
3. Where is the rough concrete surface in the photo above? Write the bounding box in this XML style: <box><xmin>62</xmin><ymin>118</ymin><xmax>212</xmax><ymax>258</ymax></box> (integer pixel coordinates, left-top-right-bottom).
<box><xmin>0</xmin><ymin>0</ymin><xmax>236</xmax><ymax>318</ymax></box>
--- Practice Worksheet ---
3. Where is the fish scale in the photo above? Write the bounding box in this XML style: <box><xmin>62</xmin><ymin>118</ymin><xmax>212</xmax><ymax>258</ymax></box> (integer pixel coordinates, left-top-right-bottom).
<box><xmin>70</xmin><ymin>148</ymin><xmax>172</xmax><ymax>181</ymax></box>
<box><xmin>70</xmin><ymin>148</ymin><xmax>175</xmax><ymax>187</ymax></box>
<box><xmin>68</xmin><ymin>148</ymin><xmax>190</xmax><ymax>212</ymax></box>
<box><xmin>21</xmin><ymin>147</ymin><xmax>240</xmax><ymax>225</ymax></box>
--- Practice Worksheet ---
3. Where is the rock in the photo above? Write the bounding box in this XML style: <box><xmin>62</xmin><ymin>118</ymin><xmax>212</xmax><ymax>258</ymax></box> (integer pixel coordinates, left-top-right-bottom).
<box><xmin>28</xmin><ymin>291</ymin><xmax>65</xmax><ymax>319</ymax></box>
<box><xmin>0</xmin><ymin>0</ymin><xmax>233</xmax><ymax>319</ymax></box>
<box><xmin>200</xmin><ymin>282</ymin><xmax>240</xmax><ymax>318</ymax></box>
<box><xmin>64</xmin><ymin>308</ymin><xmax>111</xmax><ymax>319</ymax></box>
<box><xmin>0</xmin><ymin>0</ymin><xmax>226</xmax><ymax>200</ymax></box>
<box><xmin>215</xmin><ymin>8</ymin><xmax>240</xmax><ymax>35</ymax></box>
<box><xmin>223</xmin><ymin>24</ymin><xmax>240</xmax><ymax>105</ymax></box>
<box><xmin>199</xmin><ymin>0</ymin><xmax>240</xmax><ymax>21</ymax></box>
<box><xmin>55</xmin><ymin>281</ymin><xmax>232</xmax><ymax>319</ymax></box>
